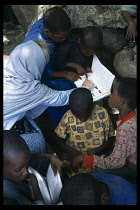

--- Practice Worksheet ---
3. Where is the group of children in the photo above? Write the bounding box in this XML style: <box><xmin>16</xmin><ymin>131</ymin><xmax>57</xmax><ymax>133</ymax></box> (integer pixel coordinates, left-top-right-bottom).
<box><xmin>3</xmin><ymin>6</ymin><xmax>137</xmax><ymax>205</ymax></box>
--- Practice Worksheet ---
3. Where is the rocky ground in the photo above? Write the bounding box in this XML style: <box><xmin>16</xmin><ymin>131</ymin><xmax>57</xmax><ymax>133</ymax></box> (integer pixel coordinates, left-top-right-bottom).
<box><xmin>3</xmin><ymin>21</ymin><xmax>25</xmax><ymax>67</ymax></box>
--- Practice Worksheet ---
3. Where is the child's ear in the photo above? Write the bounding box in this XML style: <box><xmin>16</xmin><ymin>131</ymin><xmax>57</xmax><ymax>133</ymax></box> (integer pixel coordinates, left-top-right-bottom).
<box><xmin>77</xmin><ymin>37</ymin><xmax>81</xmax><ymax>44</ymax></box>
<box><xmin>100</xmin><ymin>192</ymin><xmax>109</xmax><ymax>205</ymax></box>
<box><xmin>44</xmin><ymin>28</ymin><xmax>50</xmax><ymax>34</ymax></box>
<box><xmin>119</xmin><ymin>97</ymin><xmax>125</xmax><ymax>105</ymax></box>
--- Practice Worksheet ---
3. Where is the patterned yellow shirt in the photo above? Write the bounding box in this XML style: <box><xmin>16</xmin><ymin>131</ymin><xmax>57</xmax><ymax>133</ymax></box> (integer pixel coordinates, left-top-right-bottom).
<box><xmin>55</xmin><ymin>104</ymin><xmax>115</xmax><ymax>155</ymax></box>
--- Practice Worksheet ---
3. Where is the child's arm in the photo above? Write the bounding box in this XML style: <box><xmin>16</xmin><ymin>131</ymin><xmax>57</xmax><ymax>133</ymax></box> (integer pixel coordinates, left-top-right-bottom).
<box><xmin>121</xmin><ymin>7</ymin><xmax>137</xmax><ymax>42</ymax></box>
<box><xmin>85</xmin><ymin>66</ymin><xmax>92</xmax><ymax>73</ymax></box>
<box><xmin>66</xmin><ymin>62</ymin><xmax>87</xmax><ymax>75</ymax></box>
<box><xmin>46</xmin><ymin>70</ymin><xmax>81</xmax><ymax>82</ymax></box>
<box><xmin>30</xmin><ymin>153</ymin><xmax>62</xmax><ymax>176</ymax></box>
<box><xmin>87</xmin><ymin>136</ymin><xmax>115</xmax><ymax>156</ymax></box>
<box><xmin>49</xmin><ymin>134</ymin><xmax>81</xmax><ymax>160</ymax></box>
<box><xmin>28</xmin><ymin>173</ymin><xmax>45</xmax><ymax>204</ymax></box>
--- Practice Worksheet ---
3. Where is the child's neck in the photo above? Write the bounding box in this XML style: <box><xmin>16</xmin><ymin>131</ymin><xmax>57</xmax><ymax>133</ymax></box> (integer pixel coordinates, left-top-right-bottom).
<box><xmin>119</xmin><ymin>107</ymin><xmax>133</xmax><ymax>119</ymax></box>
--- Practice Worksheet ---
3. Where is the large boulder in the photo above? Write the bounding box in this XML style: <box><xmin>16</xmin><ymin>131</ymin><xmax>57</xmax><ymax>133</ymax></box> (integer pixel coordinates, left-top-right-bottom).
<box><xmin>10</xmin><ymin>5</ymin><xmax>38</xmax><ymax>32</ymax></box>
<box><xmin>113</xmin><ymin>45</ymin><xmax>137</xmax><ymax>78</ymax></box>
<box><xmin>100</xmin><ymin>27</ymin><xmax>128</xmax><ymax>55</ymax></box>
<box><xmin>65</xmin><ymin>5</ymin><xmax>128</xmax><ymax>28</ymax></box>
<box><xmin>6</xmin><ymin>5</ymin><xmax>137</xmax><ymax>79</ymax></box>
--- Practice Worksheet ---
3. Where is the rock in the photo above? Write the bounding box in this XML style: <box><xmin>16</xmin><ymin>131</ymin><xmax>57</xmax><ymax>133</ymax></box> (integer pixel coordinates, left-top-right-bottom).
<box><xmin>3</xmin><ymin>35</ymin><xmax>11</xmax><ymax>45</ymax></box>
<box><xmin>5</xmin><ymin>5</ymin><xmax>137</xmax><ymax>79</ymax></box>
<box><xmin>100</xmin><ymin>27</ymin><xmax>128</xmax><ymax>55</ymax></box>
<box><xmin>113</xmin><ymin>47</ymin><xmax>137</xmax><ymax>78</ymax></box>
<box><xmin>65</xmin><ymin>5</ymin><xmax>128</xmax><ymax>29</ymax></box>
<box><xmin>11</xmin><ymin>5</ymin><xmax>38</xmax><ymax>33</ymax></box>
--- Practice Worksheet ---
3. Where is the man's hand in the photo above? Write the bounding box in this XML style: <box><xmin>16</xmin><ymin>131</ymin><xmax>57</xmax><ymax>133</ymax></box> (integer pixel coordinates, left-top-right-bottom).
<box><xmin>70</xmin><ymin>155</ymin><xmax>84</xmax><ymax>171</ymax></box>
<box><xmin>82</xmin><ymin>79</ymin><xmax>94</xmax><ymax>90</ymax></box>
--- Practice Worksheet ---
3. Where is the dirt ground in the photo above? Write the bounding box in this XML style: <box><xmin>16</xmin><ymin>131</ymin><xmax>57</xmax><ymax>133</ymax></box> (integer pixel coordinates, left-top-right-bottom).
<box><xmin>3</xmin><ymin>21</ymin><xmax>26</xmax><ymax>66</ymax></box>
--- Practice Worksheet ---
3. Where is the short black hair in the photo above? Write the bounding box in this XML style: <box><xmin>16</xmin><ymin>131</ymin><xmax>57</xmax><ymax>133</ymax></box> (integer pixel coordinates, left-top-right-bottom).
<box><xmin>3</xmin><ymin>130</ymin><xmax>30</xmax><ymax>160</ymax></box>
<box><xmin>69</xmin><ymin>88</ymin><xmax>94</xmax><ymax>119</ymax></box>
<box><xmin>60</xmin><ymin>173</ymin><xmax>102</xmax><ymax>205</ymax></box>
<box><xmin>79</xmin><ymin>26</ymin><xmax>103</xmax><ymax>51</ymax></box>
<box><xmin>43</xmin><ymin>7</ymin><xmax>71</xmax><ymax>34</ymax></box>
<box><xmin>117</xmin><ymin>77</ymin><xmax>137</xmax><ymax>110</ymax></box>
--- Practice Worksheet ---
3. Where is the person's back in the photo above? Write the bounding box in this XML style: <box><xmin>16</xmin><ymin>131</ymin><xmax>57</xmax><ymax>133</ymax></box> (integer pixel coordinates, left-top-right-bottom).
<box><xmin>54</xmin><ymin>88</ymin><xmax>115</xmax><ymax>174</ymax></box>
<box><xmin>55</xmin><ymin>88</ymin><xmax>115</xmax><ymax>154</ymax></box>
<box><xmin>60</xmin><ymin>173</ymin><xmax>137</xmax><ymax>205</ymax></box>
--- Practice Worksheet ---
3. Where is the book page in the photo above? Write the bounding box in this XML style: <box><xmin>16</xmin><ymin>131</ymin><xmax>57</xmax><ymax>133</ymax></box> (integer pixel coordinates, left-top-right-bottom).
<box><xmin>91</xmin><ymin>55</ymin><xmax>115</xmax><ymax>92</ymax></box>
<box><xmin>46</xmin><ymin>164</ymin><xmax>62</xmax><ymax>205</ymax></box>
<box><xmin>28</xmin><ymin>166</ymin><xmax>52</xmax><ymax>205</ymax></box>
<box><xmin>74</xmin><ymin>55</ymin><xmax>115</xmax><ymax>101</ymax></box>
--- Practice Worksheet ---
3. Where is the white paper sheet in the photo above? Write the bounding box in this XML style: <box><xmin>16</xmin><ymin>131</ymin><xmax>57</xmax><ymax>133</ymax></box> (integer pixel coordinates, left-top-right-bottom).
<box><xmin>75</xmin><ymin>55</ymin><xmax>115</xmax><ymax>101</ymax></box>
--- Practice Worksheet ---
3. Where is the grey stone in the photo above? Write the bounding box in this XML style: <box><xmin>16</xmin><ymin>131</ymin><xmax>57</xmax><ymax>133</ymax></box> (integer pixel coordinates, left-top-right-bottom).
<box><xmin>113</xmin><ymin>47</ymin><xmax>137</xmax><ymax>78</ymax></box>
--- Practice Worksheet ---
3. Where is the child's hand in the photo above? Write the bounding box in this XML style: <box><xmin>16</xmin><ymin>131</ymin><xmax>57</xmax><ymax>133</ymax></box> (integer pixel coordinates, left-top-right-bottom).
<box><xmin>28</xmin><ymin>173</ymin><xmax>38</xmax><ymax>186</ymax></box>
<box><xmin>87</xmin><ymin>148</ymin><xmax>98</xmax><ymax>155</ymax></box>
<box><xmin>76</xmin><ymin>65</ymin><xmax>87</xmax><ymax>75</ymax></box>
<box><xmin>64</xmin><ymin>71</ymin><xmax>81</xmax><ymax>82</ymax></box>
<box><xmin>85</xmin><ymin>66</ymin><xmax>92</xmax><ymax>73</ymax></box>
<box><xmin>65</xmin><ymin>62</ymin><xmax>86</xmax><ymax>76</ymax></box>
<box><xmin>28</xmin><ymin>173</ymin><xmax>45</xmax><ymax>204</ymax></box>
<box><xmin>49</xmin><ymin>154</ymin><xmax>63</xmax><ymax>176</ymax></box>
<box><xmin>127</xmin><ymin>20</ymin><xmax>137</xmax><ymax>42</ymax></box>
<box><xmin>82</xmin><ymin>79</ymin><xmax>94</xmax><ymax>90</ymax></box>
<box><xmin>70</xmin><ymin>155</ymin><xmax>84</xmax><ymax>171</ymax></box>
<box><xmin>61</xmin><ymin>148</ymin><xmax>81</xmax><ymax>161</ymax></box>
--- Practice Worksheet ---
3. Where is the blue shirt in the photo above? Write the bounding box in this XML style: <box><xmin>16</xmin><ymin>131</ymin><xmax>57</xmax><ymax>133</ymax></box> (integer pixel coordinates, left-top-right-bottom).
<box><xmin>23</xmin><ymin>17</ymin><xmax>55</xmax><ymax>77</ymax></box>
<box><xmin>92</xmin><ymin>173</ymin><xmax>137</xmax><ymax>205</ymax></box>
<box><xmin>3</xmin><ymin>178</ymin><xmax>43</xmax><ymax>205</ymax></box>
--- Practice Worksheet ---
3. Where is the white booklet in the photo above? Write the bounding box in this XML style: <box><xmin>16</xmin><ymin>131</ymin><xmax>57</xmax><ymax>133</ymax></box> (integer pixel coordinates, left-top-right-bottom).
<box><xmin>46</xmin><ymin>164</ymin><xmax>62</xmax><ymax>205</ymax></box>
<box><xmin>74</xmin><ymin>54</ymin><xmax>115</xmax><ymax>101</ymax></box>
<box><xmin>28</xmin><ymin>164</ymin><xmax>62</xmax><ymax>205</ymax></box>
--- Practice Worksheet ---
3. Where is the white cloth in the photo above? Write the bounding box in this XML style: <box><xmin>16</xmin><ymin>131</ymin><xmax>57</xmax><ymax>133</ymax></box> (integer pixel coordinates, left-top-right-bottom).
<box><xmin>4</xmin><ymin>40</ymin><xmax>74</xmax><ymax>129</ymax></box>
<box><xmin>121</xmin><ymin>5</ymin><xmax>137</xmax><ymax>17</ymax></box>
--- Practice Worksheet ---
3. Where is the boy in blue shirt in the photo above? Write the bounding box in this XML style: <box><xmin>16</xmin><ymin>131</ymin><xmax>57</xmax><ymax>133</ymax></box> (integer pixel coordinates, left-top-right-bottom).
<box><xmin>23</xmin><ymin>6</ymin><xmax>80</xmax><ymax>83</ymax></box>
<box><xmin>60</xmin><ymin>173</ymin><xmax>137</xmax><ymax>205</ymax></box>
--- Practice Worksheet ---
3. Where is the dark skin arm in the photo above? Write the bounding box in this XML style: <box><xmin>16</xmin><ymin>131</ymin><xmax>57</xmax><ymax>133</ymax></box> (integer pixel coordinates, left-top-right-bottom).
<box><xmin>28</xmin><ymin>173</ymin><xmax>45</xmax><ymax>204</ymax></box>
<box><xmin>70</xmin><ymin>137</ymin><xmax>115</xmax><ymax>171</ymax></box>
<box><xmin>121</xmin><ymin>10</ymin><xmax>137</xmax><ymax>42</ymax></box>
<box><xmin>46</xmin><ymin>70</ymin><xmax>81</xmax><ymax>82</ymax></box>
<box><xmin>51</xmin><ymin>135</ymin><xmax>81</xmax><ymax>160</ymax></box>
<box><xmin>66</xmin><ymin>62</ymin><xmax>87</xmax><ymax>75</ymax></box>
<box><xmin>30</xmin><ymin>153</ymin><xmax>62</xmax><ymax>176</ymax></box>
<box><xmin>87</xmin><ymin>136</ymin><xmax>115</xmax><ymax>156</ymax></box>
<box><xmin>70</xmin><ymin>155</ymin><xmax>84</xmax><ymax>171</ymax></box>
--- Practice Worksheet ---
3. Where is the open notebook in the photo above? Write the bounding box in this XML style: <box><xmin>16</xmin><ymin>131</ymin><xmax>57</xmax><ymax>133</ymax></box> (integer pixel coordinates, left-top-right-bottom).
<box><xmin>75</xmin><ymin>54</ymin><xmax>115</xmax><ymax>101</ymax></box>
<box><xmin>28</xmin><ymin>164</ymin><xmax>62</xmax><ymax>205</ymax></box>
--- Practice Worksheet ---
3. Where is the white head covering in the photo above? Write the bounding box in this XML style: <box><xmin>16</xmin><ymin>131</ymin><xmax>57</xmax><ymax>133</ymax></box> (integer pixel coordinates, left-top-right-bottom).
<box><xmin>4</xmin><ymin>40</ymin><xmax>73</xmax><ymax>123</ymax></box>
